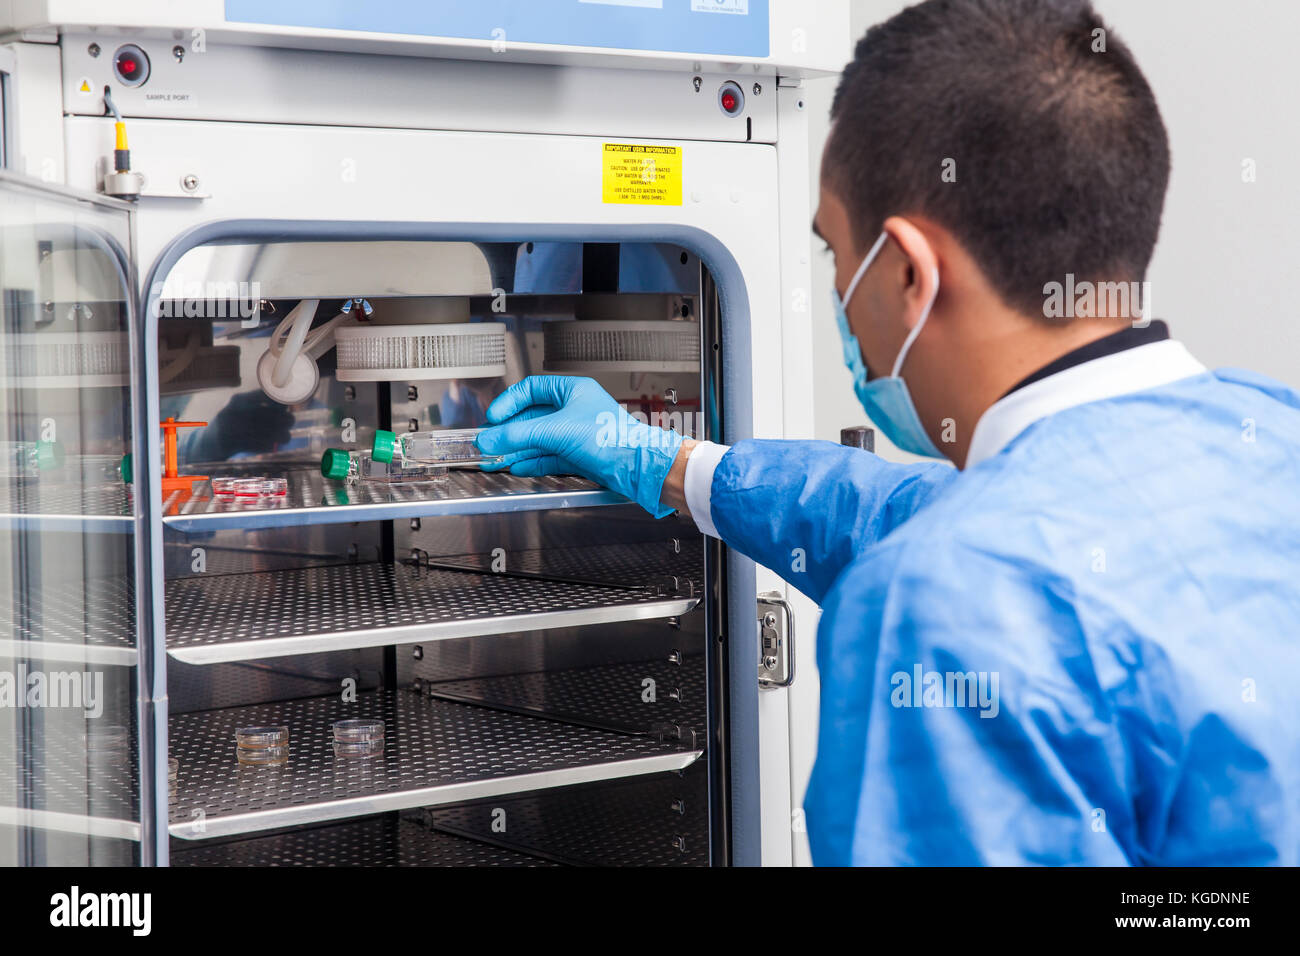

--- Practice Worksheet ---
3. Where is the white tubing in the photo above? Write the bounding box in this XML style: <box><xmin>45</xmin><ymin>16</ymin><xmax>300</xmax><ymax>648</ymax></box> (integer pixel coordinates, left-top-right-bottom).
<box><xmin>271</xmin><ymin>298</ymin><xmax>319</xmax><ymax>388</ymax></box>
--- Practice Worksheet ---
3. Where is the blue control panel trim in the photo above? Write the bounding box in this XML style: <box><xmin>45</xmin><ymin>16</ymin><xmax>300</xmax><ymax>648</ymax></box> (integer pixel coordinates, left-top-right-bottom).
<box><xmin>225</xmin><ymin>0</ymin><xmax>770</xmax><ymax>58</ymax></box>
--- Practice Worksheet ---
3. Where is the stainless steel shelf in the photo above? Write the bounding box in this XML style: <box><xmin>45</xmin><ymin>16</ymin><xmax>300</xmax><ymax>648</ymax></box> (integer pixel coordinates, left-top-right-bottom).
<box><xmin>165</xmin><ymin>562</ymin><xmax>699</xmax><ymax>665</ymax></box>
<box><xmin>167</xmin><ymin>689</ymin><xmax>702</xmax><ymax>841</ymax></box>
<box><xmin>428</xmin><ymin>539</ymin><xmax>705</xmax><ymax>593</ymax></box>
<box><xmin>427</xmin><ymin>768</ymin><xmax>709</xmax><ymax>866</ymax></box>
<box><xmin>171</xmin><ymin>815</ymin><xmax>558</xmax><ymax>866</ymax></box>
<box><xmin>161</xmin><ymin>467</ymin><xmax>625</xmax><ymax>532</ymax></box>
<box><xmin>425</xmin><ymin>657</ymin><xmax>708</xmax><ymax>736</ymax></box>
<box><xmin>0</xmin><ymin>575</ymin><xmax>138</xmax><ymax>666</ymax></box>
<box><xmin>0</xmin><ymin>715</ymin><xmax>140</xmax><ymax>842</ymax></box>
<box><xmin>0</xmin><ymin>481</ymin><xmax>133</xmax><ymax>533</ymax></box>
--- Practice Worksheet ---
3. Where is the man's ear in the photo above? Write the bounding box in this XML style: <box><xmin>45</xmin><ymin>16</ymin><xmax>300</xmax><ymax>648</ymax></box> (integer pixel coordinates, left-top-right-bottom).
<box><xmin>882</xmin><ymin>216</ymin><xmax>940</xmax><ymax>329</ymax></box>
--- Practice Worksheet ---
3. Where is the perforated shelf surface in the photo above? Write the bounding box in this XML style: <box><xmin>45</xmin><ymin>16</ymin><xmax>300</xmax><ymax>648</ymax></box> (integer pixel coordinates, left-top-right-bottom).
<box><xmin>0</xmin><ymin>480</ymin><xmax>133</xmax><ymax>532</ymax></box>
<box><xmin>426</xmin><ymin>769</ymin><xmax>709</xmax><ymax>867</ymax></box>
<box><xmin>171</xmin><ymin>815</ymin><xmax>558</xmax><ymax>867</ymax></box>
<box><xmin>164</xmin><ymin>562</ymin><xmax>698</xmax><ymax>665</ymax></box>
<box><xmin>0</xmin><ymin>574</ymin><xmax>137</xmax><ymax>665</ymax></box>
<box><xmin>430</xmin><ymin>539</ymin><xmax>704</xmax><ymax>592</ymax></box>
<box><xmin>161</xmin><ymin>467</ymin><xmax>622</xmax><ymax>532</ymax></box>
<box><xmin>167</xmin><ymin>689</ymin><xmax>701</xmax><ymax>841</ymax></box>
<box><xmin>425</xmin><ymin>657</ymin><xmax>709</xmax><ymax>736</ymax></box>
<box><xmin>0</xmin><ymin>715</ymin><xmax>140</xmax><ymax>841</ymax></box>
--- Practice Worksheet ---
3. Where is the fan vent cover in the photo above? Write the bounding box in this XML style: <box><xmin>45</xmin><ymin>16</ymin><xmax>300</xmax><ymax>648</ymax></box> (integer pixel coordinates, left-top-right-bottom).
<box><xmin>542</xmin><ymin>320</ymin><xmax>699</xmax><ymax>373</ymax></box>
<box><xmin>335</xmin><ymin>323</ymin><xmax>507</xmax><ymax>381</ymax></box>
<box><xmin>2</xmin><ymin>332</ymin><xmax>129</xmax><ymax>387</ymax></box>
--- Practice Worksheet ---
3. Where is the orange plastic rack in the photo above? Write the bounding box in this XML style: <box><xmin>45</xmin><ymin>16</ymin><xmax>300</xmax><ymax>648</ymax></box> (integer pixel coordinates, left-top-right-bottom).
<box><xmin>159</xmin><ymin>417</ymin><xmax>208</xmax><ymax>496</ymax></box>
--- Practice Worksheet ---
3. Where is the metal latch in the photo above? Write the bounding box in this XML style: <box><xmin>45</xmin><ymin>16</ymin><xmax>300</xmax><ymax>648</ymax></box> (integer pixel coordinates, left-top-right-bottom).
<box><xmin>757</xmin><ymin>591</ymin><xmax>795</xmax><ymax>688</ymax></box>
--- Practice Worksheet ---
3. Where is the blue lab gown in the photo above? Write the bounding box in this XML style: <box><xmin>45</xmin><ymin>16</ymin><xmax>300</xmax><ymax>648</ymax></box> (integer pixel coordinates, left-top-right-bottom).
<box><xmin>711</xmin><ymin>368</ymin><xmax>1300</xmax><ymax>865</ymax></box>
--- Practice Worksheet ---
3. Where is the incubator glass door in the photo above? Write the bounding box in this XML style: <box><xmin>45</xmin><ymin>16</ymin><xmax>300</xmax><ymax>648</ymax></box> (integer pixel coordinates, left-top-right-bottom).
<box><xmin>0</xmin><ymin>172</ymin><xmax>143</xmax><ymax>864</ymax></box>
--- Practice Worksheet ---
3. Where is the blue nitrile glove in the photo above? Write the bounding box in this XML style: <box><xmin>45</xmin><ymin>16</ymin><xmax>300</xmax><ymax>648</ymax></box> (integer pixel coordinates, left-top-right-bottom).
<box><xmin>476</xmin><ymin>375</ymin><xmax>685</xmax><ymax>518</ymax></box>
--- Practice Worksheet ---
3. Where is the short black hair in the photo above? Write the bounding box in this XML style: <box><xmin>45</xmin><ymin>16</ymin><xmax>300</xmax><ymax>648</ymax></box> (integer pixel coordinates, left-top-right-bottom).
<box><xmin>826</xmin><ymin>0</ymin><xmax>1170</xmax><ymax>319</ymax></box>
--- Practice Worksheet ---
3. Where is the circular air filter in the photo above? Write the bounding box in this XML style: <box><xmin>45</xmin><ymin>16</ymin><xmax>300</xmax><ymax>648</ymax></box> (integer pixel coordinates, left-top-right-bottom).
<box><xmin>3</xmin><ymin>332</ymin><xmax>129</xmax><ymax>387</ymax></box>
<box><xmin>334</xmin><ymin>322</ymin><xmax>507</xmax><ymax>381</ymax></box>
<box><xmin>542</xmin><ymin>320</ymin><xmax>699</xmax><ymax>373</ymax></box>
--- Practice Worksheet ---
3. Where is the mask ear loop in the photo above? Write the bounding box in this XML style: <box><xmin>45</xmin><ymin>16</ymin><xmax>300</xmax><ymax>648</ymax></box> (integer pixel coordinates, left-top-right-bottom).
<box><xmin>890</xmin><ymin>266</ymin><xmax>941</xmax><ymax>379</ymax></box>
<box><xmin>841</xmin><ymin>231</ymin><xmax>890</xmax><ymax>308</ymax></box>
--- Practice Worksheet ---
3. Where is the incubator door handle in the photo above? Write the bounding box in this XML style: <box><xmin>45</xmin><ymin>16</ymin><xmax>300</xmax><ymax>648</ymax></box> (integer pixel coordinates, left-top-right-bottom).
<box><xmin>757</xmin><ymin>591</ymin><xmax>795</xmax><ymax>688</ymax></box>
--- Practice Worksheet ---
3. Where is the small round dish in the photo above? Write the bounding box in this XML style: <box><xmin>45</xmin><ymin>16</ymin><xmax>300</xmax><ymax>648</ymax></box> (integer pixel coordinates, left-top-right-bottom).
<box><xmin>237</xmin><ymin>744</ymin><xmax>290</xmax><ymax>766</ymax></box>
<box><xmin>333</xmin><ymin>738</ymin><xmax>385</xmax><ymax>759</ymax></box>
<box><xmin>84</xmin><ymin>725</ymin><xmax>130</xmax><ymax>752</ymax></box>
<box><xmin>332</xmin><ymin>719</ymin><xmax>384</xmax><ymax>743</ymax></box>
<box><xmin>235</xmin><ymin>726</ymin><xmax>289</xmax><ymax>749</ymax></box>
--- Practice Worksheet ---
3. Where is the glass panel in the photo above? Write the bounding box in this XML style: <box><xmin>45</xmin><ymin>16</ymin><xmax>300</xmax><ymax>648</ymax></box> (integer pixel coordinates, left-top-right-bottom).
<box><xmin>0</xmin><ymin>173</ymin><xmax>139</xmax><ymax>865</ymax></box>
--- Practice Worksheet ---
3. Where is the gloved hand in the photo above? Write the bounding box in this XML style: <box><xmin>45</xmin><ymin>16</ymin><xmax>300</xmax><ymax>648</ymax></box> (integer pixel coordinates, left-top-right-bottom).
<box><xmin>185</xmin><ymin>390</ymin><xmax>294</xmax><ymax>462</ymax></box>
<box><xmin>476</xmin><ymin>375</ymin><xmax>684</xmax><ymax>518</ymax></box>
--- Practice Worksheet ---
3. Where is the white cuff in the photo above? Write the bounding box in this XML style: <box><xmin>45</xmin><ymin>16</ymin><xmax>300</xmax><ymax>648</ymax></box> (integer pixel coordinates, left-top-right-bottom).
<box><xmin>683</xmin><ymin>440</ymin><xmax>730</xmax><ymax>539</ymax></box>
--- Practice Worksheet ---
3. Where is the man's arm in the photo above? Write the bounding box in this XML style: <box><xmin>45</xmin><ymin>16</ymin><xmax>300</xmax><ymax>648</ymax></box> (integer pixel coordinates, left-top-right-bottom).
<box><xmin>663</xmin><ymin>437</ymin><xmax>956</xmax><ymax>605</ymax></box>
<box><xmin>476</xmin><ymin>376</ymin><xmax>956</xmax><ymax>604</ymax></box>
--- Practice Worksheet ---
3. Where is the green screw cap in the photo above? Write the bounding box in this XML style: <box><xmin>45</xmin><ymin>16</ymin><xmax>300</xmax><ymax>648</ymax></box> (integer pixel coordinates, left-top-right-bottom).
<box><xmin>35</xmin><ymin>440</ymin><xmax>64</xmax><ymax>470</ymax></box>
<box><xmin>372</xmin><ymin>429</ymin><xmax>397</xmax><ymax>464</ymax></box>
<box><xmin>119</xmin><ymin>453</ymin><xmax>132</xmax><ymax>484</ymax></box>
<box><xmin>321</xmin><ymin>448</ymin><xmax>352</xmax><ymax>480</ymax></box>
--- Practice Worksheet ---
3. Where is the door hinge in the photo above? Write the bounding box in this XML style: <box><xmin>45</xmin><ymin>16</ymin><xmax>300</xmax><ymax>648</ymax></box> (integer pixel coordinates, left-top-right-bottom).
<box><xmin>757</xmin><ymin>591</ymin><xmax>794</xmax><ymax>688</ymax></box>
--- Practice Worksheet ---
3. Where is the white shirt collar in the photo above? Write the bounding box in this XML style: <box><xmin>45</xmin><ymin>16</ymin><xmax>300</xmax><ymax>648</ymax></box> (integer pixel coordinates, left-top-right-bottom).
<box><xmin>965</xmin><ymin>339</ymin><xmax>1208</xmax><ymax>468</ymax></box>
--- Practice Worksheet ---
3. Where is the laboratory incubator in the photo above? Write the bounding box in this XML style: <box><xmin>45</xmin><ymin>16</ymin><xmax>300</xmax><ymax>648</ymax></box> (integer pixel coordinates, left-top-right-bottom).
<box><xmin>0</xmin><ymin>0</ymin><xmax>848</xmax><ymax>866</ymax></box>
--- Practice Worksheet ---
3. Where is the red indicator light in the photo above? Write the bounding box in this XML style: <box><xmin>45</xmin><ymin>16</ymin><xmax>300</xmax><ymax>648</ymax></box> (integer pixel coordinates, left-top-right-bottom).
<box><xmin>721</xmin><ymin>91</ymin><xmax>737</xmax><ymax>112</ymax></box>
<box><xmin>119</xmin><ymin>58</ymin><xmax>137</xmax><ymax>74</ymax></box>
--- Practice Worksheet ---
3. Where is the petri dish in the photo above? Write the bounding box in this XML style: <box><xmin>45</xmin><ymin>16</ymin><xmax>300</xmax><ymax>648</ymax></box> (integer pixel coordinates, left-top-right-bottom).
<box><xmin>84</xmin><ymin>725</ymin><xmax>130</xmax><ymax>752</ymax></box>
<box><xmin>332</xmin><ymin>719</ymin><xmax>384</xmax><ymax>743</ymax></box>
<box><xmin>333</xmin><ymin>738</ymin><xmax>385</xmax><ymax>759</ymax></box>
<box><xmin>235</xmin><ymin>725</ymin><xmax>289</xmax><ymax>749</ymax></box>
<box><xmin>211</xmin><ymin>476</ymin><xmax>288</xmax><ymax>497</ymax></box>
<box><xmin>237</xmin><ymin>744</ymin><xmax>289</xmax><ymax>766</ymax></box>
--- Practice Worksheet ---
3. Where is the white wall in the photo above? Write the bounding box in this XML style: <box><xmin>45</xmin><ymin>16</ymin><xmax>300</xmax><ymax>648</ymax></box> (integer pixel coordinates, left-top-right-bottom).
<box><xmin>806</xmin><ymin>0</ymin><xmax>1300</xmax><ymax>449</ymax></box>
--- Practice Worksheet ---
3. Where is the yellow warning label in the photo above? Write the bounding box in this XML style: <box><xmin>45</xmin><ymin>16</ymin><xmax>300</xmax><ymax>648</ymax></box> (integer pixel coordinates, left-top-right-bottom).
<box><xmin>78</xmin><ymin>78</ymin><xmax>92</xmax><ymax>93</ymax></box>
<box><xmin>601</xmin><ymin>143</ymin><xmax>682</xmax><ymax>206</ymax></box>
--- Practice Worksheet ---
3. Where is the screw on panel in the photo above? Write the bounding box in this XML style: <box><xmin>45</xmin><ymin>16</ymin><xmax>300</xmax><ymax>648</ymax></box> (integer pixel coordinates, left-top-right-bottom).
<box><xmin>181</xmin><ymin>174</ymin><xmax>199</xmax><ymax>192</ymax></box>
<box><xmin>410</xmin><ymin>518</ymin><xmax>421</xmax><ymax>531</ymax></box>
<box><xmin>668</xmin><ymin>649</ymin><xmax>682</xmax><ymax>665</ymax></box>
<box><xmin>753</xmin><ymin>83</ymin><xmax>762</xmax><ymax>95</ymax></box>
<box><xmin>87</xmin><ymin>43</ymin><xmax>101</xmax><ymax>58</ymax></box>
<box><xmin>408</xmin><ymin>418</ymin><xmax>418</xmax><ymax>432</ymax></box>
<box><xmin>692</xmin><ymin>76</ymin><xmax>702</xmax><ymax>92</ymax></box>
<box><xmin>667</xmin><ymin>616</ymin><xmax>680</xmax><ymax>630</ymax></box>
<box><xmin>407</xmin><ymin>385</ymin><xmax>418</xmax><ymax>402</ymax></box>
<box><xmin>173</xmin><ymin>45</ymin><xmax>185</xmax><ymax>63</ymax></box>
<box><xmin>412</xmin><ymin>645</ymin><xmax>424</xmax><ymax>660</ymax></box>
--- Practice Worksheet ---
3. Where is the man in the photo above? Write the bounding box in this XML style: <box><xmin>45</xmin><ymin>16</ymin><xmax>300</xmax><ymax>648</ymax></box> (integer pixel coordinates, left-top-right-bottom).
<box><xmin>477</xmin><ymin>0</ymin><xmax>1300</xmax><ymax>865</ymax></box>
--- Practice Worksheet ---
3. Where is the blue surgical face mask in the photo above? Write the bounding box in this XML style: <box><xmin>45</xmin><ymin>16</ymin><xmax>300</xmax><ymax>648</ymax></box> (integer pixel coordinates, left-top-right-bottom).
<box><xmin>831</xmin><ymin>231</ymin><xmax>945</xmax><ymax>458</ymax></box>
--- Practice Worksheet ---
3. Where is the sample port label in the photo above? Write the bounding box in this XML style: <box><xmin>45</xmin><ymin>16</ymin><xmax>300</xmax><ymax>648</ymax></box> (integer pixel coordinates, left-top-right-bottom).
<box><xmin>601</xmin><ymin>143</ymin><xmax>682</xmax><ymax>206</ymax></box>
